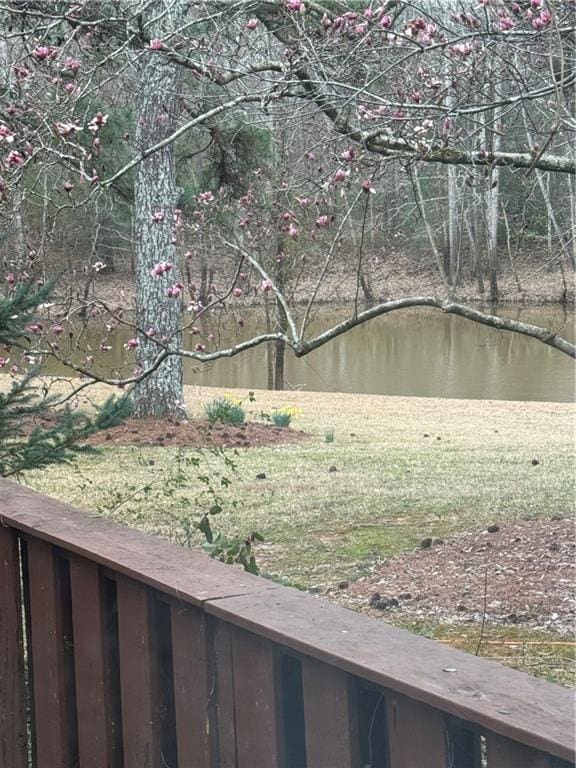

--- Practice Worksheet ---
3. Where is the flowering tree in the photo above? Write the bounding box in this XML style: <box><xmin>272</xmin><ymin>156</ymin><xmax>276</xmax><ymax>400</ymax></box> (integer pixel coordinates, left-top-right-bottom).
<box><xmin>0</xmin><ymin>0</ymin><xmax>574</xmax><ymax>415</ymax></box>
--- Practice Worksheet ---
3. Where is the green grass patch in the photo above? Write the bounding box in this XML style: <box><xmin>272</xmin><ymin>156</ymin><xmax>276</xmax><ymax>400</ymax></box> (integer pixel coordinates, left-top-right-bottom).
<box><xmin>22</xmin><ymin>385</ymin><xmax>575</xmax><ymax>684</ymax></box>
<box><xmin>391</xmin><ymin>617</ymin><xmax>575</xmax><ymax>688</ymax></box>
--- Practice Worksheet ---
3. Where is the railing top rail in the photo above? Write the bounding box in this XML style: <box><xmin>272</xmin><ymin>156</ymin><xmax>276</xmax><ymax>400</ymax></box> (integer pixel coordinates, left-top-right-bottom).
<box><xmin>1</xmin><ymin>479</ymin><xmax>574</xmax><ymax>763</ymax></box>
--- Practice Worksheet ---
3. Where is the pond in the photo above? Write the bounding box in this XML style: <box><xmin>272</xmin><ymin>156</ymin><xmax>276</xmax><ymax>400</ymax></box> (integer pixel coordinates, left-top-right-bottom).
<box><xmin>40</xmin><ymin>304</ymin><xmax>575</xmax><ymax>403</ymax></box>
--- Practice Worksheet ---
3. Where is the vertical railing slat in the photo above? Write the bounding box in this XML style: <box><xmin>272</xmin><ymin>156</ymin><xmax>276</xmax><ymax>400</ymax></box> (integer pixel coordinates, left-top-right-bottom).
<box><xmin>231</xmin><ymin>626</ymin><xmax>279</xmax><ymax>768</ymax></box>
<box><xmin>116</xmin><ymin>576</ymin><xmax>158</xmax><ymax>768</ymax></box>
<box><xmin>69</xmin><ymin>556</ymin><xmax>111</xmax><ymax>768</ymax></box>
<box><xmin>170</xmin><ymin>601</ymin><xmax>212</xmax><ymax>768</ymax></box>
<box><xmin>486</xmin><ymin>734</ymin><xmax>551</xmax><ymax>767</ymax></box>
<box><xmin>301</xmin><ymin>656</ymin><xmax>358</xmax><ymax>768</ymax></box>
<box><xmin>26</xmin><ymin>538</ymin><xmax>74</xmax><ymax>768</ymax></box>
<box><xmin>0</xmin><ymin>525</ymin><xmax>27</xmax><ymax>768</ymax></box>
<box><xmin>386</xmin><ymin>692</ymin><xmax>447</xmax><ymax>768</ymax></box>
<box><xmin>213</xmin><ymin>619</ymin><xmax>237</xmax><ymax>768</ymax></box>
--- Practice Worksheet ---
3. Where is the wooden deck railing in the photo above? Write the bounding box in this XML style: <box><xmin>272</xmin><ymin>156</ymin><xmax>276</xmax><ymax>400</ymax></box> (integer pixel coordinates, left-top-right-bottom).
<box><xmin>1</xmin><ymin>479</ymin><xmax>574</xmax><ymax>768</ymax></box>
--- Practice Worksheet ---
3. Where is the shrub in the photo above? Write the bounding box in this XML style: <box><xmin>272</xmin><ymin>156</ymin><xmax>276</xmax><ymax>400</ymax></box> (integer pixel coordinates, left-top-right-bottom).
<box><xmin>271</xmin><ymin>409</ymin><xmax>292</xmax><ymax>428</ymax></box>
<box><xmin>270</xmin><ymin>405</ymin><xmax>301</xmax><ymax>428</ymax></box>
<box><xmin>204</xmin><ymin>397</ymin><xmax>245</xmax><ymax>425</ymax></box>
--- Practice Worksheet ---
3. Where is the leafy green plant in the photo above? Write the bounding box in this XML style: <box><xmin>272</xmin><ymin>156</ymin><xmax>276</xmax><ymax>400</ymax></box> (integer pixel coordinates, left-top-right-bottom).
<box><xmin>270</xmin><ymin>405</ymin><xmax>301</xmax><ymax>428</ymax></box>
<box><xmin>91</xmin><ymin>446</ymin><xmax>262</xmax><ymax>574</ymax></box>
<box><xmin>204</xmin><ymin>397</ymin><xmax>245</xmax><ymax>425</ymax></box>
<box><xmin>324</xmin><ymin>429</ymin><xmax>335</xmax><ymax>443</ymax></box>
<box><xmin>271</xmin><ymin>409</ymin><xmax>292</xmax><ymax>428</ymax></box>
<box><xmin>0</xmin><ymin>282</ymin><xmax>130</xmax><ymax>477</ymax></box>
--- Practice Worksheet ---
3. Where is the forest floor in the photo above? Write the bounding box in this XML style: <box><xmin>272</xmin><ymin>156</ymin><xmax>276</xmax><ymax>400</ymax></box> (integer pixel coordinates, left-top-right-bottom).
<box><xmin>79</xmin><ymin>247</ymin><xmax>573</xmax><ymax>309</ymax></box>
<box><xmin>24</xmin><ymin>384</ymin><xmax>576</xmax><ymax>686</ymax></box>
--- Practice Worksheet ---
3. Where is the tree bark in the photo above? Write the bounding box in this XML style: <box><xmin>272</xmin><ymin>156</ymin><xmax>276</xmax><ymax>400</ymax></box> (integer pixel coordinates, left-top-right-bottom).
<box><xmin>132</xmin><ymin>2</ymin><xmax>185</xmax><ymax>418</ymax></box>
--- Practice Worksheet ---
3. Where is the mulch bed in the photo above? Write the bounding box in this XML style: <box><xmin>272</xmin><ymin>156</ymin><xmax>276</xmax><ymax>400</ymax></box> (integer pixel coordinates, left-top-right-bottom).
<box><xmin>85</xmin><ymin>417</ymin><xmax>311</xmax><ymax>449</ymax></box>
<box><xmin>330</xmin><ymin>518</ymin><xmax>576</xmax><ymax>636</ymax></box>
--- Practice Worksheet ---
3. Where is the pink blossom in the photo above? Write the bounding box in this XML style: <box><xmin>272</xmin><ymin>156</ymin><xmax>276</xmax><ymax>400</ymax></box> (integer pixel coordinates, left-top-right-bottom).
<box><xmin>315</xmin><ymin>214</ymin><xmax>330</xmax><ymax>228</ymax></box>
<box><xmin>125</xmin><ymin>338</ymin><xmax>139</xmax><ymax>350</ymax></box>
<box><xmin>362</xmin><ymin>179</ymin><xmax>375</xmax><ymax>193</ymax></box>
<box><xmin>287</xmin><ymin>223</ymin><xmax>299</xmax><ymax>239</ymax></box>
<box><xmin>194</xmin><ymin>343</ymin><xmax>206</xmax><ymax>352</ymax></box>
<box><xmin>6</xmin><ymin>150</ymin><xmax>23</xmax><ymax>166</ymax></box>
<box><xmin>499</xmin><ymin>16</ymin><xmax>515</xmax><ymax>31</ymax></box>
<box><xmin>50</xmin><ymin>324</ymin><xmax>64</xmax><ymax>335</ymax></box>
<box><xmin>304</xmin><ymin>151</ymin><xmax>317</xmax><ymax>161</ymax></box>
<box><xmin>261</xmin><ymin>279</ymin><xmax>273</xmax><ymax>292</ymax></box>
<box><xmin>92</xmin><ymin>261</ymin><xmax>106</xmax><ymax>272</ymax></box>
<box><xmin>151</xmin><ymin>261</ymin><xmax>173</xmax><ymax>276</ymax></box>
<box><xmin>363</xmin><ymin>8</ymin><xmax>374</xmax><ymax>19</ymax></box>
<box><xmin>26</xmin><ymin>323</ymin><xmax>42</xmax><ymax>334</ymax></box>
<box><xmin>233</xmin><ymin>287</ymin><xmax>243</xmax><ymax>297</ymax></box>
<box><xmin>285</xmin><ymin>0</ymin><xmax>303</xmax><ymax>9</ymax></box>
<box><xmin>64</xmin><ymin>83</ymin><xmax>78</xmax><ymax>94</ymax></box>
<box><xmin>0</xmin><ymin>124</ymin><xmax>14</xmax><ymax>144</ymax></box>
<box><xmin>151</xmin><ymin>211</ymin><xmax>165</xmax><ymax>223</ymax></box>
<box><xmin>531</xmin><ymin>0</ymin><xmax>544</xmax><ymax>7</ymax></box>
<box><xmin>0</xmin><ymin>356</ymin><xmax>9</xmax><ymax>368</ymax></box>
<box><xmin>533</xmin><ymin>10</ymin><xmax>551</xmax><ymax>27</ymax></box>
<box><xmin>9</xmin><ymin>364</ymin><xmax>18</xmax><ymax>374</ymax></box>
<box><xmin>379</xmin><ymin>14</ymin><xmax>392</xmax><ymax>29</ymax></box>
<box><xmin>207</xmin><ymin>333</ymin><xmax>215</xmax><ymax>342</ymax></box>
<box><xmin>340</xmin><ymin>146</ymin><xmax>355</xmax><ymax>161</ymax></box>
<box><xmin>410</xmin><ymin>90</ymin><xmax>422</xmax><ymax>103</ymax></box>
<box><xmin>239</xmin><ymin>217</ymin><xmax>250</xmax><ymax>229</ymax></box>
<box><xmin>55</xmin><ymin>121</ymin><xmax>82</xmax><ymax>137</ymax></box>
<box><xmin>63</xmin><ymin>181</ymin><xmax>74</xmax><ymax>192</ymax></box>
<box><xmin>332</xmin><ymin>167</ymin><xmax>349</xmax><ymax>183</ymax></box>
<box><xmin>5</xmin><ymin>273</ymin><xmax>15</xmax><ymax>285</ymax></box>
<box><xmin>88</xmin><ymin>112</ymin><xmax>108</xmax><ymax>133</ymax></box>
<box><xmin>198</xmin><ymin>190</ymin><xmax>215</xmax><ymax>203</ymax></box>
<box><xmin>33</xmin><ymin>46</ymin><xmax>56</xmax><ymax>61</ymax></box>
<box><xmin>14</xmin><ymin>66</ymin><xmax>30</xmax><ymax>80</ymax></box>
<box><xmin>148</xmin><ymin>38</ymin><xmax>165</xmax><ymax>50</ymax></box>
<box><xmin>64</xmin><ymin>56</ymin><xmax>80</xmax><ymax>72</ymax></box>
<box><xmin>166</xmin><ymin>282</ymin><xmax>183</xmax><ymax>298</ymax></box>
<box><xmin>145</xmin><ymin>328</ymin><xmax>156</xmax><ymax>337</ymax></box>
<box><xmin>296</xmin><ymin>196</ymin><xmax>311</xmax><ymax>208</ymax></box>
<box><xmin>246</xmin><ymin>18</ymin><xmax>258</xmax><ymax>30</ymax></box>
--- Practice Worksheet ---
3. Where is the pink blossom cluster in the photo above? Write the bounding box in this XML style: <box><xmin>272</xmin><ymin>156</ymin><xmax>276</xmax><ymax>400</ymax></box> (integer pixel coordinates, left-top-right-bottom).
<box><xmin>167</xmin><ymin>282</ymin><xmax>183</xmax><ymax>298</ymax></box>
<box><xmin>403</xmin><ymin>17</ymin><xmax>438</xmax><ymax>45</ymax></box>
<box><xmin>0</xmin><ymin>124</ymin><xmax>15</xmax><ymax>144</ymax></box>
<box><xmin>88</xmin><ymin>112</ymin><xmax>108</xmax><ymax>133</ymax></box>
<box><xmin>151</xmin><ymin>261</ymin><xmax>173</xmax><ymax>277</ymax></box>
<box><xmin>32</xmin><ymin>46</ymin><xmax>58</xmax><ymax>61</ymax></box>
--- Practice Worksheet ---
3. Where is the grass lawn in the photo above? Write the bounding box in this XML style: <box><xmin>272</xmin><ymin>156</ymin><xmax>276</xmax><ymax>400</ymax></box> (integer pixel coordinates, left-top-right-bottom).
<box><xmin>24</xmin><ymin>384</ymin><xmax>575</xmax><ymax>685</ymax></box>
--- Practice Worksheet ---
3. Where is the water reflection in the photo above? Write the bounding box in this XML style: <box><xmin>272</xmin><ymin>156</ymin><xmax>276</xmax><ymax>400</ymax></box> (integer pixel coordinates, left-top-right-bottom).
<box><xmin>41</xmin><ymin>304</ymin><xmax>576</xmax><ymax>403</ymax></box>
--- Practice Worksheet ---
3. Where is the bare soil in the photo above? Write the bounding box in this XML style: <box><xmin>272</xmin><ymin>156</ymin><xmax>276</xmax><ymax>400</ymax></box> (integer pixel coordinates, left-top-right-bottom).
<box><xmin>85</xmin><ymin>416</ymin><xmax>311</xmax><ymax>449</ymax></box>
<box><xmin>330</xmin><ymin>518</ymin><xmax>576</xmax><ymax>636</ymax></box>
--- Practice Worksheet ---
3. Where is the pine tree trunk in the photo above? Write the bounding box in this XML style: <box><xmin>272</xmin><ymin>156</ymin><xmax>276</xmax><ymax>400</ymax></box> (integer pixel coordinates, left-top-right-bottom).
<box><xmin>132</xmin><ymin>5</ymin><xmax>184</xmax><ymax>418</ymax></box>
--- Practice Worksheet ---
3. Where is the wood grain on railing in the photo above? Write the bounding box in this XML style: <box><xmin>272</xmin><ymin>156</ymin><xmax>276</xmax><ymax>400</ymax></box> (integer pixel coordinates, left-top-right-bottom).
<box><xmin>0</xmin><ymin>479</ymin><xmax>574</xmax><ymax>768</ymax></box>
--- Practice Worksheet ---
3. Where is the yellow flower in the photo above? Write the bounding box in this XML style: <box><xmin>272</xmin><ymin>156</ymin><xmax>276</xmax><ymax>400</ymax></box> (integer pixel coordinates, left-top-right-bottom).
<box><xmin>223</xmin><ymin>392</ymin><xmax>243</xmax><ymax>407</ymax></box>
<box><xmin>279</xmin><ymin>406</ymin><xmax>302</xmax><ymax>419</ymax></box>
